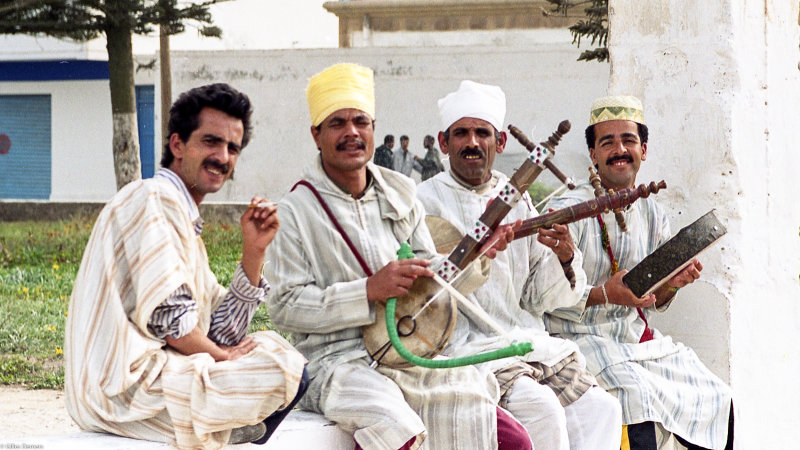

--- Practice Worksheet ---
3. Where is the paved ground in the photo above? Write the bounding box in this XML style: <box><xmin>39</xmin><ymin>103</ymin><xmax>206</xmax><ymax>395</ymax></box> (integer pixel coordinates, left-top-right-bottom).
<box><xmin>0</xmin><ymin>386</ymin><xmax>80</xmax><ymax>438</ymax></box>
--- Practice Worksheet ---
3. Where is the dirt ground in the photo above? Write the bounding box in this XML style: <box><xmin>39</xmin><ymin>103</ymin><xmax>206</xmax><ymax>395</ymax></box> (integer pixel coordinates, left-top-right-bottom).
<box><xmin>0</xmin><ymin>386</ymin><xmax>80</xmax><ymax>438</ymax></box>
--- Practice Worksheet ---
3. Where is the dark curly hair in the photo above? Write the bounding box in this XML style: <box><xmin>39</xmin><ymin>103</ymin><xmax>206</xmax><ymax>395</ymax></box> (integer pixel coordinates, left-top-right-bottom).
<box><xmin>161</xmin><ymin>83</ymin><xmax>253</xmax><ymax>167</ymax></box>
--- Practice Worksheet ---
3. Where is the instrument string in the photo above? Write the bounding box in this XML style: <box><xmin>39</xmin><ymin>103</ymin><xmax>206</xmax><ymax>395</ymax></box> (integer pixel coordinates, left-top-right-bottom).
<box><xmin>430</xmin><ymin>274</ymin><xmax>514</xmax><ymax>341</ymax></box>
<box><xmin>408</xmin><ymin>232</ymin><xmax>517</xmax><ymax>342</ymax></box>
<box><xmin>534</xmin><ymin>182</ymin><xmax>569</xmax><ymax>211</ymax></box>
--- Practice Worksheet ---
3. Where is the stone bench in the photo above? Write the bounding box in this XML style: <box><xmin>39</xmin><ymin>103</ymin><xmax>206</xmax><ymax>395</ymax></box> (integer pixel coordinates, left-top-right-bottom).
<box><xmin>0</xmin><ymin>410</ymin><xmax>354</xmax><ymax>449</ymax></box>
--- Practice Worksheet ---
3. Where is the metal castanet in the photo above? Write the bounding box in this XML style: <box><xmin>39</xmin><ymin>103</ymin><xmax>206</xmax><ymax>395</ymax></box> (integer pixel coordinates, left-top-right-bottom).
<box><xmin>364</xmin><ymin>121</ymin><xmax>572</xmax><ymax>369</ymax></box>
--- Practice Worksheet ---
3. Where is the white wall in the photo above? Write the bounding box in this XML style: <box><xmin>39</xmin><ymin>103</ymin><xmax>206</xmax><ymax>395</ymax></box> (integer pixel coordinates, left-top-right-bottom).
<box><xmin>609</xmin><ymin>0</ymin><xmax>800</xmax><ymax>446</ymax></box>
<box><xmin>168</xmin><ymin>43</ymin><xmax>609</xmax><ymax>203</ymax></box>
<box><xmin>0</xmin><ymin>35</ymin><xmax>107</xmax><ymax>61</ymax></box>
<box><xmin>0</xmin><ymin>80</ymin><xmax>117</xmax><ymax>201</ymax></box>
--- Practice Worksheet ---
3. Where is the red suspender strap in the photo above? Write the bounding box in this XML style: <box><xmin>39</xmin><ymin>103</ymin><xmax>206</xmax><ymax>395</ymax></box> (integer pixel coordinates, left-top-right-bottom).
<box><xmin>291</xmin><ymin>180</ymin><xmax>374</xmax><ymax>277</ymax></box>
<box><xmin>595</xmin><ymin>215</ymin><xmax>653</xmax><ymax>343</ymax></box>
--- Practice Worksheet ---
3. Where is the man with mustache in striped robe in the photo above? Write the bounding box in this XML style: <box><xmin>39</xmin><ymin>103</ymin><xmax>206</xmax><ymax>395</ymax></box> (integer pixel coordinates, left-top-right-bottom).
<box><xmin>64</xmin><ymin>83</ymin><xmax>307</xmax><ymax>449</ymax></box>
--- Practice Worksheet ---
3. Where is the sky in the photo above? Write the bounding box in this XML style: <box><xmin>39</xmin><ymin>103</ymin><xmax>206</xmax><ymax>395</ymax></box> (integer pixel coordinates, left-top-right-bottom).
<box><xmin>132</xmin><ymin>0</ymin><xmax>340</xmax><ymax>53</ymax></box>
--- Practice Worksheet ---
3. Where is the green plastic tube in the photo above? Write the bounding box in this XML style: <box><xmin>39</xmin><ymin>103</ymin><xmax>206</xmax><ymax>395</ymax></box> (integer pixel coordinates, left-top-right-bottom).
<box><xmin>384</xmin><ymin>243</ymin><xmax>533</xmax><ymax>369</ymax></box>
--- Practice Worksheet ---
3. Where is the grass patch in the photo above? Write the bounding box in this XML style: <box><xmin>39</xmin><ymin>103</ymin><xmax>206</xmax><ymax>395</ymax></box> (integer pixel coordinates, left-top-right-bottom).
<box><xmin>528</xmin><ymin>182</ymin><xmax>555</xmax><ymax>212</ymax></box>
<box><xmin>0</xmin><ymin>215</ymin><xmax>277</xmax><ymax>389</ymax></box>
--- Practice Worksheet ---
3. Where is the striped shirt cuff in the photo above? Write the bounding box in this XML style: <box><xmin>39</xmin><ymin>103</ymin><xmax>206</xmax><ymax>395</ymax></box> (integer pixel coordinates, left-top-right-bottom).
<box><xmin>147</xmin><ymin>285</ymin><xmax>199</xmax><ymax>340</ymax></box>
<box><xmin>208</xmin><ymin>263</ymin><xmax>269</xmax><ymax>346</ymax></box>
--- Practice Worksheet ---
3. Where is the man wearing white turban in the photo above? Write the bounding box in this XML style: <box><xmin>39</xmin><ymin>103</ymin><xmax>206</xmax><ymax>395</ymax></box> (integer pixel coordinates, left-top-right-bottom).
<box><xmin>266</xmin><ymin>64</ymin><xmax>531</xmax><ymax>450</ymax></box>
<box><xmin>417</xmin><ymin>80</ymin><xmax>623</xmax><ymax>450</ymax></box>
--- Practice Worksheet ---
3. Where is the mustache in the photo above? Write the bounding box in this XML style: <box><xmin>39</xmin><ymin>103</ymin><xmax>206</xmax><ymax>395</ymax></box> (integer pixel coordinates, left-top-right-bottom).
<box><xmin>606</xmin><ymin>154</ymin><xmax>633</xmax><ymax>165</ymax></box>
<box><xmin>336</xmin><ymin>138</ymin><xmax>366</xmax><ymax>151</ymax></box>
<box><xmin>458</xmin><ymin>146</ymin><xmax>484</xmax><ymax>159</ymax></box>
<box><xmin>203</xmin><ymin>158</ymin><xmax>230</xmax><ymax>175</ymax></box>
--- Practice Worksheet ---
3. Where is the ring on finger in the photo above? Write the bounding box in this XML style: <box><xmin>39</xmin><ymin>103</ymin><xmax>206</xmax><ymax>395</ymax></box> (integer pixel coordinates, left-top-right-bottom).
<box><xmin>554</xmin><ymin>239</ymin><xmax>560</xmax><ymax>248</ymax></box>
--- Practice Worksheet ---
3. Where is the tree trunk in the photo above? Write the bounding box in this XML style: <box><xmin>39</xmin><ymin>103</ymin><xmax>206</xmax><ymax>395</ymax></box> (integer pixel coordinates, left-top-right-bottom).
<box><xmin>159</xmin><ymin>25</ymin><xmax>172</xmax><ymax>156</ymax></box>
<box><xmin>105</xmin><ymin>19</ymin><xmax>141</xmax><ymax>190</ymax></box>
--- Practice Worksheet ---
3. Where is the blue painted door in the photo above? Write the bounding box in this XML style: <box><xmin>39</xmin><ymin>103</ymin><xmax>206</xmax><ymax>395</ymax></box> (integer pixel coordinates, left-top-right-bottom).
<box><xmin>135</xmin><ymin>85</ymin><xmax>155</xmax><ymax>178</ymax></box>
<box><xmin>0</xmin><ymin>95</ymin><xmax>51</xmax><ymax>199</ymax></box>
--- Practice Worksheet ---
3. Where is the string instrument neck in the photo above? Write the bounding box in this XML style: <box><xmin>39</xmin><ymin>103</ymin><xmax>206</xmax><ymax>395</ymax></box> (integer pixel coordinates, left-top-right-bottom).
<box><xmin>514</xmin><ymin>181</ymin><xmax>666</xmax><ymax>240</ymax></box>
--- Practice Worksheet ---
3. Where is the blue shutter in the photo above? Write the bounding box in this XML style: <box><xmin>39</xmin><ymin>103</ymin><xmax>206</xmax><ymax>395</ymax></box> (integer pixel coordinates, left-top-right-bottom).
<box><xmin>135</xmin><ymin>85</ymin><xmax>155</xmax><ymax>178</ymax></box>
<box><xmin>0</xmin><ymin>95</ymin><xmax>51</xmax><ymax>199</ymax></box>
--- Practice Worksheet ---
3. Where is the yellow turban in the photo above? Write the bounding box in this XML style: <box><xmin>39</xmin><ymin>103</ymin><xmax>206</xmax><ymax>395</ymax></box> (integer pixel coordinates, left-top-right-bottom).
<box><xmin>306</xmin><ymin>63</ymin><xmax>375</xmax><ymax>127</ymax></box>
<box><xmin>589</xmin><ymin>95</ymin><xmax>646</xmax><ymax>125</ymax></box>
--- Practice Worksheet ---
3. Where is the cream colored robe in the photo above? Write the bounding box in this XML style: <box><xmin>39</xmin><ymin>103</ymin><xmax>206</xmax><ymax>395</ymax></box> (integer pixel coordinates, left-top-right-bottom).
<box><xmin>266</xmin><ymin>158</ymin><xmax>500</xmax><ymax>450</ymax></box>
<box><xmin>65</xmin><ymin>177</ymin><xmax>306</xmax><ymax>449</ymax></box>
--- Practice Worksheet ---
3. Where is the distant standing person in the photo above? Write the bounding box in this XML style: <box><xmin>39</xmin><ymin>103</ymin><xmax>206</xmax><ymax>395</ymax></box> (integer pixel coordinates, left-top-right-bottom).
<box><xmin>373</xmin><ymin>134</ymin><xmax>394</xmax><ymax>169</ymax></box>
<box><xmin>392</xmin><ymin>134</ymin><xmax>422</xmax><ymax>177</ymax></box>
<box><xmin>419</xmin><ymin>134</ymin><xmax>445</xmax><ymax>181</ymax></box>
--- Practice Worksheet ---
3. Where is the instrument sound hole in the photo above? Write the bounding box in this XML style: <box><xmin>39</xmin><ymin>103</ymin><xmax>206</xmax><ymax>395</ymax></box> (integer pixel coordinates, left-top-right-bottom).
<box><xmin>396</xmin><ymin>316</ymin><xmax>416</xmax><ymax>337</ymax></box>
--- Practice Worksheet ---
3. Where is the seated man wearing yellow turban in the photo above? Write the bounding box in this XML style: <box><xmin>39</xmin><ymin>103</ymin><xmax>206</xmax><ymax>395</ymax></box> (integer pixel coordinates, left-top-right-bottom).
<box><xmin>265</xmin><ymin>63</ymin><xmax>531</xmax><ymax>450</ymax></box>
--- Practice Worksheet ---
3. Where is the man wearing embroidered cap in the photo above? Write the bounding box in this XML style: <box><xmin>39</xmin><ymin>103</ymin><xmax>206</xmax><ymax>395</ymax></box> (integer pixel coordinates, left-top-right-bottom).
<box><xmin>266</xmin><ymin>64</ymin><xmax>530</xmax><ymax>450</ymax></box>
<box><xmin>417</xmin><ymin>80</ymin><xmax>622</xmax><ymax>450</ymax></box>
<box><xmin>546</xmin><ymin>95</ymin><xmax>734</xmax><ymax>449</ymax></box>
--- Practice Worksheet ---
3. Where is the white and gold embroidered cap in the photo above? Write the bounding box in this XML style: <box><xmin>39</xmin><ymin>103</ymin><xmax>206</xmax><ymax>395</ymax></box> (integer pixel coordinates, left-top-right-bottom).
<box><xmin>306</xmin><ymin>63</ymin><xmax>375</xmax><ymax>127</ymax></box>
<box><xmin>589</xmin><ymin>95</ymin><xmax>646</xmax><ymax>126</ymax></box>
<box><xmin>438</xmin><ymin>80</ymin><xmax>506</xmax><ymax>132</ymax></box>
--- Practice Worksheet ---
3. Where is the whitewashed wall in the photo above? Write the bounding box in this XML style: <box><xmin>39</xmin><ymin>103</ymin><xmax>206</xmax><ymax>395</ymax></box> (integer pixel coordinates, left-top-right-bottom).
<box><xmin>168</xmin><ymin>41</ymin><xmax>609</xmax><ymax>203</ymax></box>
<box><xmin>609</xmin><ymin>0</ymin><xmax>800</xmax><ymax>447</ymax></box>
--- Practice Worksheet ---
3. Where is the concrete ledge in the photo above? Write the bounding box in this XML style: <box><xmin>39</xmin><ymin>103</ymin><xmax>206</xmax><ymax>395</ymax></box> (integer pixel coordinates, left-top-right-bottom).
<box><xmin>0</xmin><ymin>410</ymin><xmax>353</xmax><ymax>449</ymax></box>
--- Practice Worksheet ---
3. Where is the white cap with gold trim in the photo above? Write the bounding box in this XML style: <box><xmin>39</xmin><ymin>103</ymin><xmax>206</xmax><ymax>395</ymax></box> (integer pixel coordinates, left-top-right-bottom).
<box><xmin>589</xmin><ymin>95</ymin><xmax>645</xmax><ymax>125</ymax></box>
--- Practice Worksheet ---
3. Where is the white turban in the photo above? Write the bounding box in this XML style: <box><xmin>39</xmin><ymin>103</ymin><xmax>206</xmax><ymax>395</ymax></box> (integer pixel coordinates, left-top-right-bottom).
<box><xmin>437</xmin><ymin>80</ymin><xmax>506</xmax><ymax>132</ymax></box>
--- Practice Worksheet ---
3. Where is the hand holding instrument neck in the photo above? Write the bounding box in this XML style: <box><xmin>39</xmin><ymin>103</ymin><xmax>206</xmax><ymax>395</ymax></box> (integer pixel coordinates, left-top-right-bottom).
<box><xmin>365</xmin><ymin>120</ymin><xmax>572</xmax><ymax>369</ymax></box>
<box><xmin>514</xmin><ymin>181</ymin><xmax>666</xmax><ymax>240</ymax></box>
<box><xmin>447</xmin><ymin>121</ymin><xmax>572</xmax><ymax>271</ymax></box>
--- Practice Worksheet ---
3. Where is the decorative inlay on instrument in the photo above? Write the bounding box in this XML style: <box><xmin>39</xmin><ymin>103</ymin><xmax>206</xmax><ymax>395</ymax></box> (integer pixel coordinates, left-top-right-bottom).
<box><xmin>364</xmin><ymin>120</ymin><xmax>574</xmax><ymax>368</ymax></box>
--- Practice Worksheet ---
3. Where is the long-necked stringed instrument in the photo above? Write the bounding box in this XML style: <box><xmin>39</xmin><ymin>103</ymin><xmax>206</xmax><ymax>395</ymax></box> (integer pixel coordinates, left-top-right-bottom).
<box><xmin>364</xmin><ymin>121</ymin><xmax>574</xmax><ymax>368</ymax></box>
<box><xmin>376</xmin><ymin>180</ymin><xmax>667</xmax><ymax>368</ymax></box>
<box><xmin>382</xmin><ymin>182</ymin><xmax>667</xmax><ymax>369</ymax></box>
<box><xmin>428</xmin><ymin>181</ymin><xmax>667</xmax><ymax>255</ymax></box>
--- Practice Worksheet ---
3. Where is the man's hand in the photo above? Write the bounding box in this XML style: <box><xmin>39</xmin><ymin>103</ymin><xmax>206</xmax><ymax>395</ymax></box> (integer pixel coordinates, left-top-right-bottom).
<box><xmin>241</xmin><ymin>196</ymin><xmax>280</xmax><ymax>253</ymax></box>
<box><xmin>537</xmin><ymin>218</ymin><xmax>575</xmax><ymax>264</ymax></box>
<box><xmin>240</xmin><ymin>196</ymin><xmax>279</xmax><ymax>285</ymax></box>
<box><xmin>652</xmin><ymin>259</ymin><xmax>703</xmax><ymax>306</ymax></box>
<box><xmin>218</xmin><ymin>336</ymin><xmax>258</xmax><ymax>361</ymax></box>
<box><xmin>602</xmin><ymin>270</ymin><xmax>657</xmax><ymax>308</ymax></box>
<box><xmin>667</xmin><ymin>259</ymin><xmax>703</xmax><ymax>289</ymax></box>
<box><xmin>166</xmin><ymin>328</ymin><xmax>257</xmax><ymax>362</ymax></box>
<box><xmin>479</xmin><ymin>219</ymin><xmax>522</xmax><ymax>259</ymax></box>
<box><xmin>366</xmin><ymin>259</ymin><xmax>434</xmax><ymax>302</ymax></box>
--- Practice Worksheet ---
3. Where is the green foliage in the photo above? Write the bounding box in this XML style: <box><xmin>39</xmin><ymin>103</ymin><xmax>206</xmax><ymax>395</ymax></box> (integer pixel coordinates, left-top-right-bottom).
<box><xmin>0</xmin><ymin>215</ymin><xmax>276</xmax><ymax>388</ymax></box>
<box><xmin>528</xmin><ymin>182</ymin><xmax>555</xmax><ymax>212</ymax></box>
<box><xmin>0</xmin><ymin>0</ymin><xmax>229</xmax><ymax>39</ymax></box>
<box><xmin>546</xmin><ymin>0</ymin><xmax>609</xmax><ymax>62</ymax></box>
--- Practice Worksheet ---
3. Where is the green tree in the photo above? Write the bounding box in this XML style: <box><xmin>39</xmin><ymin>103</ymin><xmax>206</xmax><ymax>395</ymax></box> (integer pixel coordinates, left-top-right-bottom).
<box><xmin>546</xmin><ymin>0</ymin><xmax>609</xmax><ymax>62</ymax></box>
<box><xmin>0</xmin><ymin>0</ymin><xmax>227</xmax><ymax>189</ymax></box>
